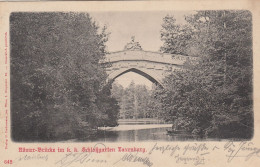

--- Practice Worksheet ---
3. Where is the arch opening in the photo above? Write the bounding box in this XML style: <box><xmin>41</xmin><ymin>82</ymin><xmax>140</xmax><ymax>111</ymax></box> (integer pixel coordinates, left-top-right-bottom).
<box><xmin>109</xmin><ymin>68</ymin><xmax>163</xmax><ymax>87</ymax></box>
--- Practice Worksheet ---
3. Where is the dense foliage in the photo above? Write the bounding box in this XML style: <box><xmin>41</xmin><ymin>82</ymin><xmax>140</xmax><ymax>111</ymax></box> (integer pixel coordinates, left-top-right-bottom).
<box><xmin>10</xmin><ymin>12</ymin><xmax>119</xmax><ymax>141</ymax></box>
<box><xmin>111</xmin><ymin>82</ymin><xmax>160</xmax><ymax>119</ymax></box>
<box><xmin>159</xmin><ymin>10</ymin><xmax>253</xmax><ymax>139</ymax></box>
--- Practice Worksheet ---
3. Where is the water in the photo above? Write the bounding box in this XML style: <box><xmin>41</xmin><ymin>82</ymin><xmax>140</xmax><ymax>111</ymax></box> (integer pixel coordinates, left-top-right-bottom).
<box><xmin>91</xmin><ymin>119</ymin><xmax>198</xmax><ymax>142</ymax></box>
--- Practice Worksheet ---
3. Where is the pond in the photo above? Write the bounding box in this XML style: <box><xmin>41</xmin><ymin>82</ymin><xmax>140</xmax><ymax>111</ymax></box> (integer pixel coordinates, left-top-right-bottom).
<box><xmin>88</xmin><ymin>119</ymin><xmax>199</xmax><ymax>142</ymax></box>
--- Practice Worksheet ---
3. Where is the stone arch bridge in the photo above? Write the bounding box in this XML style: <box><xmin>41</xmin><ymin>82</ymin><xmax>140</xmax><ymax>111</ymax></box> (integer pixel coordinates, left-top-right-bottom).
<box><xmin>100</xmin><ymin>50</ymin><xmax>197</xmax><ymax>86</ymax></box>
<box><xmin>100</xmin><ymin>39</ymin><xmax>197</xmax><ymax>86</ymax></box>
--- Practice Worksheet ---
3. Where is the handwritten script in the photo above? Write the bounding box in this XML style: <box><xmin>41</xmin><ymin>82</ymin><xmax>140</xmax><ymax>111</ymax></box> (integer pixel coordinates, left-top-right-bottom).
<box><xmin>147</xmin><ymin>141</ymin><xmax>260</xmax><ymax>165</ymax></box>
<box><xmin>14</xmin><ymin>154</ymin><xmax>48</xmax><ymax>163</ymax></box>
<box><xmin>114</xmin><ymin>152</ymin><xmax>153</xmax><ymax>167</ymax></box>
<box><xmin>224</xmin><ymin>141</ymin><xmax>260</xmax><ymax>162</ymax></box>
<box><xmin>13</xmin><ymin>141</ymin><xmax>260</xmax><ymax>167</ymax></box>
<box><xmin>55</xmin><ymin>143</ymin><xmax>107</xmax><ymax>167</ymax></box>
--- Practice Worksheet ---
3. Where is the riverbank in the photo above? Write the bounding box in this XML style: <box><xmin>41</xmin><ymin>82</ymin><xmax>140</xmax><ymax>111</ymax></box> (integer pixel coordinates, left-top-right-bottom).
<box><xmin>118</xmin><ymin>118</ymin><xmax>166</xmax><ymax>124</ymax></box>
<box><xmin>98</xmin><ymin>124</ymin><xmax>172</xmax><ymax>131</ymax></box>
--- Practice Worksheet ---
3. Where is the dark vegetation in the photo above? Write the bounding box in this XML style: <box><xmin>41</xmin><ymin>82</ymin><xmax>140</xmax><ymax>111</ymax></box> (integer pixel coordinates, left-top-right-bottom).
<box><xmin>158</xmin><ymin>11</ymin><xmax>253</xmax><ymax>139</ymax></box>
<box><xmin>10</xmin><ymin>13</ymin><xmax>119</xmax><ymax>141</ymax></box>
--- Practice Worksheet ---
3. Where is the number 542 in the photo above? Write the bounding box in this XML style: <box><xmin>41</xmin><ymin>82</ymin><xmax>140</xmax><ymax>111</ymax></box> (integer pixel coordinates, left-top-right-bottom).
<box><xmin>4</xmin><ymin>160</ymin><xmax>13</xmax><ymax>164</ymax></box>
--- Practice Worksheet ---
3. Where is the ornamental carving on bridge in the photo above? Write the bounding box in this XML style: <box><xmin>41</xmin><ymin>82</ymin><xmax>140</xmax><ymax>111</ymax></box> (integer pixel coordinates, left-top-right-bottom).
<box><xmin>124</xmin><ymin>36</ymin><xmax>143</xmax><ymax>51</ymax></box>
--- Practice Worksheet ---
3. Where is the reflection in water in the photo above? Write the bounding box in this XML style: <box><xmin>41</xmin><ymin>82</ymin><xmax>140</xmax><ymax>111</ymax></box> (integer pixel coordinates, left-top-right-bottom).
<box><xmin>94</xmin><ymin>127</ymin><xmax>196</xmax><ymax>142</ymax></box>
<box><xmin>86</xmin><ymin>120</ymin><xmax>199</xmax><ymax>142</ymax></box>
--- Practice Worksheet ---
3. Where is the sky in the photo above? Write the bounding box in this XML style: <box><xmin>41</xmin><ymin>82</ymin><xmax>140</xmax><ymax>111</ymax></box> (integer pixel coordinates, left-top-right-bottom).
<box><xmin>89</xmin><ymin>11</ymin><xmax>193</xmax><ymax>89</ymax></box>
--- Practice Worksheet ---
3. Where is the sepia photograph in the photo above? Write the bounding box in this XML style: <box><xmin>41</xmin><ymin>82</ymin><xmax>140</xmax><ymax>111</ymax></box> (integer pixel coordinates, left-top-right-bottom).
<box><xmin>9</xmin><ymin>11</ymin><xmax>253</xmax><ymax>142</ymax></box>
<box><xmin>1</xmin><ymin>1</ymin><xmax>260</xmax><ymax>167</ymax></box>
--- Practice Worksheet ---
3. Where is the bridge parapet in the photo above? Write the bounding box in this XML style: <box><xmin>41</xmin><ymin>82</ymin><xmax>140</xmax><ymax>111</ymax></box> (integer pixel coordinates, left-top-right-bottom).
<box><xmin>100</xmin><ymin>49</ymin><xmax>198</xmax><ymax>86</ymax></box>
<box><xmin>101</xmin><ymin>50</ymin><xmax>197</xmax><ymax>65</ymax></box>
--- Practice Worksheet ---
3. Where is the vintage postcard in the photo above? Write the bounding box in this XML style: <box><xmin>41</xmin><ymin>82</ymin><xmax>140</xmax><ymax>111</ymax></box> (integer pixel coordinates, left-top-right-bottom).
<box><xmin>0</xmin><ymin>0</ymin><xmax>260</xmax><ymax>167</ymax></box>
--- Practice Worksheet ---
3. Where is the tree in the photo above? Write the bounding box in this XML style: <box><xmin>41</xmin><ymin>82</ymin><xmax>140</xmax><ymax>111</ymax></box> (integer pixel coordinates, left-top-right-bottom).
<box><xmin>111</xmin><ymin>82</ymin><xmax>163</xmax><ymax>120</ymax></box>
<box><xmin>10</xmin><ymin>12</ymin><xmax>119</xmax><ymax>141</ymax></box>
<box><xmin>160</xmin><ymin>15</ymin><xmax>196</xmax><ymax>56</ymax></box>
<box><xmin>96</xmin><ymin>82</ymin><xmax>120</xmax><ymax>127</ymax></box>
<box><xmin>158</xmin><ymin>10</ymin><xmax>253</xmax><ymax>139</ymax></box>
<box><xmin>135</xmin><ymin>85</ymin><xmax>150</xmax><ymax>118</ymax></box>
<box><xmin>146</xmin><ymin>84</ymin><xmax>163</xmax><ymax>119</ymax></box>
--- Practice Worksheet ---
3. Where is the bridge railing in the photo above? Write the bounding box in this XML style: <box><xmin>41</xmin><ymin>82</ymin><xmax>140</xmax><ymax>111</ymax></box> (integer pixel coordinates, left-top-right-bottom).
<box><xmin>100</xmin><ymin>50</ymin><xmax>197</xmax><ymax>65</ymax></box>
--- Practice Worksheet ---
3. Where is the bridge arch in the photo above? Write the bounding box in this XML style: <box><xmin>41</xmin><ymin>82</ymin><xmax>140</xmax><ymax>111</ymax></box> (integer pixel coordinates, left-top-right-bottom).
<box><xmin>108</xmin><ymin>67</ymin><xmax>163</xmax><ymax>87</ymax></box>
<box><xmin>101</xmin><ymin>39</ymin><xmax>198</xmax><ymax>89</ymax></box>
